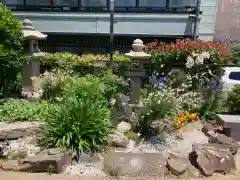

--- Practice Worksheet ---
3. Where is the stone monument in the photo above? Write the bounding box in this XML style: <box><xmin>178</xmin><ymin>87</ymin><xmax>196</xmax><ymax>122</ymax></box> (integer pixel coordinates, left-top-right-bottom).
<box><xmin>21</xmin><ymin>19</ymin><xmax>47</xmax><ymax>99</ymax></box>
<box><xmin>124</xmin><ymin>39</ymin><xmax>151</xmax><ymax>104</ymax></box>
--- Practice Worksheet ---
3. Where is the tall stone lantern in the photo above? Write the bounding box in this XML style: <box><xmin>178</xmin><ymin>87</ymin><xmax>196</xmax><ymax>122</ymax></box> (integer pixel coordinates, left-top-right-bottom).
<box><xmin>21</xmin><ymin>19</ymin><xmax>47</xmax><ymax>99</ymax></box>
<box><xmin>124</xmin><ymin>39</ymin><xmax>151</xmax><ymax>105</ymax></box>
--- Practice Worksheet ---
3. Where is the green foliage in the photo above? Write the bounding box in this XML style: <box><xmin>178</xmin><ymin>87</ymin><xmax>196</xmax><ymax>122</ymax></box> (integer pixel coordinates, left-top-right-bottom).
<box><xmin>39</xmin><ymin>75</ymin><xmax>112</xmax><ymax>156</ymax></box>
<box><xmin>231</xmin><ymin>45</ymin><xmax>240</xmax><ymax>65</ymax></box>
<box><xmin>124</xmin><ymin>131</ymin><xmax>138</xmax><ymax>140</ymax></box>
<box><xmin>227</xmin><ymin>84</ymin><xmax>240</xmax><ymax>113</ymax></box>
<box><xmin>40</xmin><ymin>70</ymin><xmax>126</xmax><ymax>103</ymax></box>
<box><xmin>0</xmin><ymin>99</ymin><xmax>49</xmax><ymax>122</ymax></box>
<box><xmin>133</xmin><ymin>90</ymin><xmax>176</xmax><ymax>137</ymax></box>
<box><xmin>40</xmin><ymin>70</ymin><xmax>73</xmax><ymax>101</ymax></box>
<box><xmin>0</xmin><ymin>3</ymin><xmax>24</xmax><ymax>96</ymax></box>
<box><xmin>41</xmin><ymin>52</ymin><xmax>129</xmax><ymax>75</ymax></box>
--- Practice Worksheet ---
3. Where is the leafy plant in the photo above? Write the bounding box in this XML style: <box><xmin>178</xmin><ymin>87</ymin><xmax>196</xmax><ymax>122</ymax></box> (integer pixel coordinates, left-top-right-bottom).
<box><xmin>0</xmin><ymin>3</ymin><xmax>24</xmax><ymax>97</ymax></box>
<box><xmin>41</xmin><ymin>52</ymin><xmax>129</xmax><ymax>76</ymax></box>
<box><xmin>0</xmin><ymin>99</ymin><xmax>49</xmax><ymax>122</ymax></box>
<box><xmin>39</xmin><ymin>70</ymin><xmax>73</xmax><ymax>101</ymax></box>
<box><xmin>134</xmin><ymin>89</ymin><xmax>176</xmax><ymax>137</ymax></box>
<box><xmin>39</xmin><ymin>75</ymin><xmax>112</xmax><ymax>156</ymax></box>
<box><xmin>39</xmin><ymin>97</ymin><xmax>111</xmax><ymax>156</ymax></box>
<box><xmin>226</xmin><ymin>84</ymin><xmax>240</xmax><ymax>113</ymax></box>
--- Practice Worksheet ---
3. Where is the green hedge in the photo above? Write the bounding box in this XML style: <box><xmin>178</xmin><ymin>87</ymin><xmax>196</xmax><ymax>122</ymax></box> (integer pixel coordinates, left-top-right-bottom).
<box><xmin>40</xmin><ymin>52</ymin><xmax>130</xmax><ymax>75</ymax></box>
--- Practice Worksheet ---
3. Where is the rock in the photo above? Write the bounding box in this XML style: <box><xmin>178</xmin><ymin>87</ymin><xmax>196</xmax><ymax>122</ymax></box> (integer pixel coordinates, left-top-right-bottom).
<box><xmin>19</xmin><ymin>148</ymin><xmax>72</xmax><ymax>173</ymax></box>
<box><xmin>117</xmin><ymin>121</ymin><xmax>131</xmax><ymax>134</ymax></box>
<box><xmin>202</xmin><ymin>123</ymin><xmax>216</xmax><ymax>136</ymax></box>
<box><xmin>234</xmin><ymin>150</ymin><xmax>240</xmax><ymax>171</ymax></box>
<box><xmin>0</xmin><ymin>160</ymin><xmax>32</xmax><ymax>172</ymax></box>
<box><xmin>187</xmin><ymin>162</ymin><xmax>201</xmax><ymax>178</ymax></box>
<box><xmin>214</xmin><ymin>134</ymin><xmax>239</xmax><ymax>155</ymax></box>
<box><xmin>190</xmin><ymin>143</ymin><xmax>235</xmax><ymax>176</ymax></box>
<box><xmin>104</xmin><ymin>152</ymin><xmax>167</xmax><ymax>176</ymax></box>
<box><xmin>110</xmin><ymin>131</ymin><xmax>128</xmax><ymax>148</ymax></box>
<box><xmin>112</xmin><ymin>94</ymin><xmax>132</xmax><ymax>121</ymax></box>
<box><xmin>151</xmin><ymin>119</ymin><xmax>173</xmax><ymax>135</ymax></box>
<box><xmin>0</xmin><ymin>122</ymin><xmax>42</xmax><ymax>140</ymax></box>
<box><xmin>78</xmin><ymin>152</ymin><xmax>101</xmax><ymax>163</ymax></box>
<box><xmin>167</xmin><ymin>158</ymin><xmax>188</xmax><ymax>176</ymax></box>
<box><xmin>168</xmin><ymin>150</ymin><xmax>188</xmax><ymax>160</ymax></box>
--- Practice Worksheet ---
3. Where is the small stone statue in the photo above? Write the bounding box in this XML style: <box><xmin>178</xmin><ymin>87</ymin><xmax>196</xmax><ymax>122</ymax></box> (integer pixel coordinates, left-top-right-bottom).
<box><xmin>112</xmin><ymin>94</ymin><xmax>132</xmax><ymax>122</ymax></box>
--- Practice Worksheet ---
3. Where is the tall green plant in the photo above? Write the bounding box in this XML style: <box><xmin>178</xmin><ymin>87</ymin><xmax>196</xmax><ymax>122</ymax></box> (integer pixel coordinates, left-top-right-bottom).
<box><xmin>0</xmin><ymin>3</ymin><xmax>24</xmax><ymax>96</ymax></box>
<box><xmin>39</xmin><ymin>97</ymin><xmax>111</xmax><ymax>156</ymax></box>
<box><xmin>39</xmin><ymin>75</ymin><xmax>112</xmax><ymax>156</ymax></box>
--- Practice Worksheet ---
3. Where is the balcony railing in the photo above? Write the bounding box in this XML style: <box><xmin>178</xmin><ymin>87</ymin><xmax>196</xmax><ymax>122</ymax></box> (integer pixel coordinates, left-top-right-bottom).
<box><xmin>1</xmin><ymin>0</ymin><xmax>200</xmax><ymax>13</ymax></box>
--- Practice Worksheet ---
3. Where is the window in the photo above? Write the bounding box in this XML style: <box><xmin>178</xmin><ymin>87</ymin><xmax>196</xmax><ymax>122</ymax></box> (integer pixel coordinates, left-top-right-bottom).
<box><xmin>3</xmin><ymin>0</ymin><xmax>23</xmax><ymax>5</ymax></box>
<box><xmin>139</xmin><ymin>0</ymin><xmax>166</xmax><ymax>7</ymax></box>
<box><xmin>26</xmin><ymin>0</ymin><xmax>51</xmax><ymax>5</ymax></box>
<box><xmin>81</xmin><ymin>0</ymin><xmax>107</xmax><ymax>7</ymax></box>
<box><xmin>115</xmin><ymin>0</ymin><xmax>136</xmax><ymax>7</ymax></box>
<box><xmin>169</xmin><ymin>0</ymin><xmax>197</xmax><ymax>7</ymax></box>
<box><xmin>53</xmin><ymin>0</ymin><xmax>78</xmax><ymax>7</ymax></box>
<box><xmin>229</xmin><ymin>72</ymin><xmax>240</xmax><ymax>81</ymax></box>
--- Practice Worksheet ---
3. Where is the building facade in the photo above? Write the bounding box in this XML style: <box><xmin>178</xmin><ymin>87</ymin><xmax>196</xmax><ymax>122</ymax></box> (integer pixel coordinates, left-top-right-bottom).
<box><xmin>2</xmin><ymin>0</ymin><xmax>218</xmax><ymax>53</ymax></box>
<box><xmin>214</xmin><ymin>0</ymin><xmax>240</xmax><ymax>43</ymax></box>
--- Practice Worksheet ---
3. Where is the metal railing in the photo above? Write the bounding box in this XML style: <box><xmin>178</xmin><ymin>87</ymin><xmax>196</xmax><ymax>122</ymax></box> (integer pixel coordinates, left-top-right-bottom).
<box><xmin>1</xmin><ymin>0</ymin><xmax>200</xmax><ymax>13</ymax></box>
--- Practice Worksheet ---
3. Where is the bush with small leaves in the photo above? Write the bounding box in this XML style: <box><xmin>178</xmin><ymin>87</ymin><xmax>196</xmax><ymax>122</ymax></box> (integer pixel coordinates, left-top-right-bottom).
<box><xmin>226</xmin><ymin>84</ymin><xmax>240</xmax><ymax>114</ymax></box>
<box><xmin>0</xmin><ymin>3</ymin><xmax>24</xmax><ymax>96</ymax></box>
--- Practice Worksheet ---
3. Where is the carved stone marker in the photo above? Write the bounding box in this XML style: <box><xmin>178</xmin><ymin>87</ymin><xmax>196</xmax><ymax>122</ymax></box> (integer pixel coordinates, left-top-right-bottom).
<box><xmin>124</xmin><ymin>39</ymin><xmax>151</xmax><ymax>104</ymax></box>
<box><xmin>216</xmin><ymin>114</ymin><xmax>240</xmax><ymax>141</ymax></box>
<box><xmin>21</xmin><ymin>19</ymin><xmax>47</xmax><ymax>99</ymax></box>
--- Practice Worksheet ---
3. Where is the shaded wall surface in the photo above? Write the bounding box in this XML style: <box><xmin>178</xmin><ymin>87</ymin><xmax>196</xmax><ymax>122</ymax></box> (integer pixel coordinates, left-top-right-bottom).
<box><xmin>214</xmin><ymin>0</ymin><xmax>240</xmax><ymax>42</ymax></box>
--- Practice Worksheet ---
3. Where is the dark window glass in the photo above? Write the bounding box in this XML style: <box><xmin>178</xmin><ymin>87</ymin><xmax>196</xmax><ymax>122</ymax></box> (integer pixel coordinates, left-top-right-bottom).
<box><xmin>53</xmin><ymin>0</ymin><xmax>78</xmax><ymax>6</ymax></box>
<box><xmin>229</xmin><ymin>72</ymin><xmax>240</xmax><ymax>80</ymax></box>
<box><xmin>81</xmin><ymin>0</ymin><xmax>107</xmax><ymax>7</ymax></box>
<box><xmin>169</xmin><ymin>0</ymin><xmax>197</xmax><ymax>7</ymax></box>
<box><xmin>3</xmin><ymin>0</ymin><xmax>23</xmax><ymax>5</ymax></box>
<box><xmin>139</xmin><ymin>0</ymin><xmax>166</xmax><ymax>7</ymax></box>
<box><xmin>26</xmin><ymin>0</ymin><xmax>51</xmax><ymax>5</ymax></box>
<box><xmin>115</xmin><ymin>0</ymin><xmax>135</xmax><ymax>7</ymax></box>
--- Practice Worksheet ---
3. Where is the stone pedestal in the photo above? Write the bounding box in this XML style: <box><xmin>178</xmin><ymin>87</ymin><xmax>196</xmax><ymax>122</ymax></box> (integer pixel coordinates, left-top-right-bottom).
<box><xmin>124</xmin><ymin>39</ymin><xmax>151</xmax><ymax>105</ymax></box>
<box><xmin>216</xmin><ymin>114</ymin><xmax>240</xmax><ymax>141</ymax></box>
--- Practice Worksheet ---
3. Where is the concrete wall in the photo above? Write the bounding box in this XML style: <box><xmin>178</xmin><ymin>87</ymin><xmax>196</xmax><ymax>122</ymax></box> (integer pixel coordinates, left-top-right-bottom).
<box><xmin>214</xmin><ymin>0</ymin><xmax>240</xmax><ymax>42</ymax></box>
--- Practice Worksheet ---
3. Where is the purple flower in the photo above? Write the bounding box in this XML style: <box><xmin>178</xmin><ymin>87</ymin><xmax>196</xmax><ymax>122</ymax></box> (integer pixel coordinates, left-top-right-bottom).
<box><xmin>156</xmin><ymin>76</ymin><xmax>166</xmax><ymax>83</ymax></box>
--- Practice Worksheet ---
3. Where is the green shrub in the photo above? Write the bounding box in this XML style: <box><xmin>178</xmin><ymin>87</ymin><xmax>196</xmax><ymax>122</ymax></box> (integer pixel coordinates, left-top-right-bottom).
<box><xmin>226</xmin><ymin>84</ymin><xmax>240</xmax><ymax>113</ymax></box>
<box><xmin>0</xmin><ymin>99</ymin><xmax>49</xmax><ymax>122</ymax></box>
<box><xmin>39</xmin><ymin>76</ymin><xmax>112</xmax><ymax>156</ymax></box>
<box><xmin>231</xmin><ymin>45</ymin><xmax>240</xmax><ymax>65</ymax></box>
<box><xmin>40</xmin><ymin>70</ymin><xmax>73</xmax><ymax>101</ymax></box>
<box><xmin>41</xmin><ymin>52</ymin><xmax>129</xmax><ymax>75</ymax></box>
<box><xmin>0</xmin><ymin>3</ymin><xmax>24</xmax><ymax>96</ymax></box>
<box><xmin>39</xmin><ymin>70</ymin><xmax>127</xmax><ymax>103</ymax></box>
<box><xmin>133</xmin><ymin>90</ymin><xmax>176</xmax><ymax>137</ymax></box>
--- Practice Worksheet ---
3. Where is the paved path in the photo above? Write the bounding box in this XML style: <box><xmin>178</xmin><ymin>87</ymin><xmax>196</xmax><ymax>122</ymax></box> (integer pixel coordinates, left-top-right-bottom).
<box><xmin>1</xmin><ymin>172</ymin><xmax>240</xmax><ymax>180</ymax></box>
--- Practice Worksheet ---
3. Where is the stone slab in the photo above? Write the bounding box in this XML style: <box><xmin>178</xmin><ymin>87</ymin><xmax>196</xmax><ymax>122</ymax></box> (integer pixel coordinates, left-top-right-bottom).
<box><xmin>0</xmin><ymin>122</ymin><xmax>42</xmax><ymax>140</ymax></box>
<box><xmin>21</xmin><ymin>148</ymin><xmax>72</xmax><ymax>173</ymax></box>
<box><xmin>216</xmin><ymin>114</ymin><xmax>240</xmax><ymax>141</ymax></box>
<box><xmin>104</xmin><ymin>152</ymin><xmax>167</xmax><ymax>177</ymax></box>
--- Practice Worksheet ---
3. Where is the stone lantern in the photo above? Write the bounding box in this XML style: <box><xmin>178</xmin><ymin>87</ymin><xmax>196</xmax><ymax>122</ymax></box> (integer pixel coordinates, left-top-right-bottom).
<box><xmin>21</xmin><ymin>19</ymin><xmax>47</xmax><ymax>99</ymax></box>
<box><xmin>124</xmin><ymin>39</ymin><xmax>151</xmax><ymax>105</ymax></box>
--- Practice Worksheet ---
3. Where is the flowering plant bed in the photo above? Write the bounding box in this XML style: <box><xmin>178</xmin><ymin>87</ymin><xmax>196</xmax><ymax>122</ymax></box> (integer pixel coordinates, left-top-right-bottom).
<box><xmin>173</xmin><ymin>111</ymin><xmax>199</xmax><ymax>129</ymax></box>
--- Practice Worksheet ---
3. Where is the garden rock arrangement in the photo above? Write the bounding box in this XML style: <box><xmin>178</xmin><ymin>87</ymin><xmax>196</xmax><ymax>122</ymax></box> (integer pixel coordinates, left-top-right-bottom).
<box><xmin>0</xmin><ymin>122</ymin><xmax>42</xmax><ymax>140</ymax></box>
<box><xmin>0</xmin><ymin>122</ymin><xmax>72</xmax><ymax>174</ymax></box>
